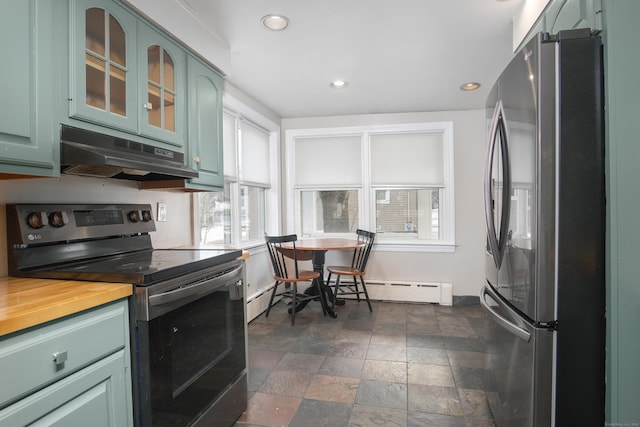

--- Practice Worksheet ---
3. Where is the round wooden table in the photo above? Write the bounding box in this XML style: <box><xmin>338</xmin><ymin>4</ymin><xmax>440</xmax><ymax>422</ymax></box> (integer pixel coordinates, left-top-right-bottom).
<box><xmin>282</xmin><ymin>238</ymin><xmax>363</xmax><ymax>317</ymax></box>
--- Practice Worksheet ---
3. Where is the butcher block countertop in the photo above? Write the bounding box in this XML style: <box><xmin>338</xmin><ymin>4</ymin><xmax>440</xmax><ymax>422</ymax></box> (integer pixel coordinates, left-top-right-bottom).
<box><xmin>0</xmin><ymin>277</ymin><xmax>132</xmax><ymax>337</ymax></box>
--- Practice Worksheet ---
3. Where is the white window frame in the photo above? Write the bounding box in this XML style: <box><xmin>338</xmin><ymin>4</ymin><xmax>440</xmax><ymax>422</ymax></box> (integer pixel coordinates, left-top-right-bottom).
<box><xmin>285</xmin><ymin>122</ymin><xmax>455</xmax><ymax>252</ymax></box>
<box><xmin>192</xmin><ymin>93</ymin><xmax>280</xmax><ymax>250</ymax></box>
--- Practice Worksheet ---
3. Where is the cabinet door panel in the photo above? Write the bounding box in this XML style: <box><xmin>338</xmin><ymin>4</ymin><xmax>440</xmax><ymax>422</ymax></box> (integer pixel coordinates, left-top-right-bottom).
<box><xmin>0</xmin><ymin>350</ymin><xmax>130</xmax><ymax>427</ymax></box>
<box><xmin>548</xmin><ymin>0</ymin><xmax>599</xmax><ymax>33</ymax></box>
<box><xmin>0</xmin><ymin>1</ymin><xmax>59</xmax><ymax>176</ymax></box>
<box><xmin>187</xmin><ymin>56</ymin><xmax>224</xmax><ymax>189</ymax></box>
<box><xmin>137</xmin><ymin>22</ymin><xmax>186</xmax><ymax>148</ymax></box>
<box><xmin>69</xmin><ymin>0</ymin><xmax>138</xmax><ymax>133</ymax></box>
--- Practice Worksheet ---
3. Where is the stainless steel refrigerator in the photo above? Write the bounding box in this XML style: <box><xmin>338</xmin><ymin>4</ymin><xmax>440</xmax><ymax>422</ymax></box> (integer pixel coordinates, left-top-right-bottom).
<box><xmin>480</xmin><ymin>29</ymin><xmax>605</xmax><ymax>426</ymax></box>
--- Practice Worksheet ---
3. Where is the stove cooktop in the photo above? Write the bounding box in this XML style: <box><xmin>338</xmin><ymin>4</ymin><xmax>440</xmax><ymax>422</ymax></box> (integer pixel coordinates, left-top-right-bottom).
<box><xmin>22</xmin><ymin>249</ymin><xmax>242</xmax><ymax>285</ymax></box>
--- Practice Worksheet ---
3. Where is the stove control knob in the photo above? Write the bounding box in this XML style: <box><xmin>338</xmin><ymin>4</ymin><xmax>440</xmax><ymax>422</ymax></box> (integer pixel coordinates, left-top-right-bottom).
<box><xmin>27</xmin><ymin>212</ymin><xmax>47</xmax><ymax>229</ymax></box>
<box><xmin>128</xmin><ymin>210</ymin><xmax>141</xmax><ymax>223</ymax></box>
<box><xmin>141</xmin><ymin>210</ymin><xmax>153</xmax><ymax>222</ymax></box>
<box><xmin>48</xmin><ymin>211</ymin><xmax>68</xmax><ymax>228</ymax></box>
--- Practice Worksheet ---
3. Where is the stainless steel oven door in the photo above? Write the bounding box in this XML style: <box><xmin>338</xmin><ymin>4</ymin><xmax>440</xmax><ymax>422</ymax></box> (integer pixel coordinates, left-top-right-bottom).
<box><xmin>131</xmin><ymin>260</ymin><xmax>247</xmax><ymax>427</ymax></box>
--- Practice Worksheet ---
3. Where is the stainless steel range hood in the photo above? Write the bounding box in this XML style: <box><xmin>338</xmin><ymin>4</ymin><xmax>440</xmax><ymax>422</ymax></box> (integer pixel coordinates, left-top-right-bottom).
<box><xmin>60</xmin><ymin>125</ymin><xmax>198</xmax><ymax>181</ymax></box>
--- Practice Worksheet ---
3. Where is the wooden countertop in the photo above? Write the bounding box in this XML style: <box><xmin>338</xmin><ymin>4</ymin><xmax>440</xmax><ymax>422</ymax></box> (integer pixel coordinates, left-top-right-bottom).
<box><xmin>0</xmin><ymin>277</ymin><xmax>132</xmax><ymax>337</ymax></box>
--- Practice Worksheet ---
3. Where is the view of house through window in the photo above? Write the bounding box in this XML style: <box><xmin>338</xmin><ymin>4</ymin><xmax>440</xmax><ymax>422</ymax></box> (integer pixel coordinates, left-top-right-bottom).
<box><xmin>375</xmin><ymin>188</ymin><xmax>441</xmax><ymax>239</ymax></box>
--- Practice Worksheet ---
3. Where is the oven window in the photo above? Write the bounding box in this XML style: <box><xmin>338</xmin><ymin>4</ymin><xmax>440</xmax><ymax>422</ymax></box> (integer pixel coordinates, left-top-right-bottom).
<box><xmin>136</xmin><ymin>285</ymin><xmax>246</xmax><ymax>426</ymax></box>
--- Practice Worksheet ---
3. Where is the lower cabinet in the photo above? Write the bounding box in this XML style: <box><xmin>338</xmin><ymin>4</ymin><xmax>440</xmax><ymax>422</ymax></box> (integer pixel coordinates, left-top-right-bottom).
<box><xmin>0</xmin><ymin>300</ymin><xmax>133</xmax><ymax>426</ymax></box>
<box><xmin>0</xmin><ymin>351</ymin><xmax>130</xmax><ymax>426</ymax></box>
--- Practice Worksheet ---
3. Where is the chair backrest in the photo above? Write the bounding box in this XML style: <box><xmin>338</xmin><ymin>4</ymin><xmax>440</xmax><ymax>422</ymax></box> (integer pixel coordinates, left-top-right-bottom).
<box><xmin>352</xmin><ymin>229</ymin><xmax>376</xmax><ymax>273</ymax></box>
<box><xmin>265</xmin><ymin>234</ymin><xmax>301</xmax><ymax>280</ymax></box>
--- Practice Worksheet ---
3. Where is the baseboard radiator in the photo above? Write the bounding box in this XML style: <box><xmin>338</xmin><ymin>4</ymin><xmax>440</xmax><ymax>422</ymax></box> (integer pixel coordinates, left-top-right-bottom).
<box><xmin>246</xmin><ymin>280</ymin><xmax>453</xmax><ymax>322</ymax></box>
<box><xmin>361</xmin><ymin>280</ymin><xmax>452</xmax><ymax>305</ymax></box>
<box><xmin>247</xmin><ymin>288</ymin><xmax>276</xmax><ymax>322</ymax></box>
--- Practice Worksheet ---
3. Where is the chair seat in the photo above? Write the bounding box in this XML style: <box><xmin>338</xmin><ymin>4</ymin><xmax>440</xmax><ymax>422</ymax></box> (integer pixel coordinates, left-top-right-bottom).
<box><xmin>327</xmin><ymin>265</ymin><xmax>363</xmax><ymax>276</ymax></box>
<box><xmin>275</xmin><ymin>270</ymin><xmax>320</xmax><ymax>282</ymax></box>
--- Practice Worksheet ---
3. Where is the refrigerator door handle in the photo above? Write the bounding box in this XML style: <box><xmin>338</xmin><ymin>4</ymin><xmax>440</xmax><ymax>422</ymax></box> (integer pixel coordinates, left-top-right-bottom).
<box><xmin>480</xmin><ymin>283</ymin><xmax>531</xmax><ymax>342</ymax></box>
<box><xmin>484</xmin><ymin>100</ymin><xmax>511</xmax><ymax>268</ymax></box>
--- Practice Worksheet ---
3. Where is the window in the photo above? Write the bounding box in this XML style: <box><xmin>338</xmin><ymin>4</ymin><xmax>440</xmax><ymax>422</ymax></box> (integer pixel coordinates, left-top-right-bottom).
<box><xmin>194</xmin><ymin>108</ymin><xmax>274</xmax><ymax>248</ymax></box>
<box><xmin>286</xmin><ymin>122</ymin><xmax>454</xmax><ymax>249</ymax></box>
<box><xmin>300</xmin><ymin>189</ymin><xmax>359</xmax><ymax>235</ymax></box>
<box><xmin>375</xmin><ymin>188</ymin><xmax>440</xmax><ymax>239</ymax></box>
<box><xmin>198</xmin><ymin>183</ymin><xmax>231</xmax><ymax>245</ymax></box>
<box><xmin>240</xmin><ymin>185</ymin><xmax>265</xmax><ymax>243</ymax></box>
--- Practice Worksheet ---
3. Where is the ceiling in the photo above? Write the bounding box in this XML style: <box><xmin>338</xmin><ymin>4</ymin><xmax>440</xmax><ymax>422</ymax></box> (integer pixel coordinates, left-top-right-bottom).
<box><xmin>166</xmin><ymin>0</ymin><xmax>524</xmax><ymax>118</ymax></box>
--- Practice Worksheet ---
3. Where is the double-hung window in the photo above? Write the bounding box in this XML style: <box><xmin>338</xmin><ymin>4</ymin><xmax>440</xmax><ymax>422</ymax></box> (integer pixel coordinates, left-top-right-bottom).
<box><xmin>287</xmin><ymin>122</ymin><xmax>455</xmax><ymax>250</ymax></box>
<box><xmin>194</xmin><ymin>110</ymin><xmax>272</xmax><ymax>247</ymax></box>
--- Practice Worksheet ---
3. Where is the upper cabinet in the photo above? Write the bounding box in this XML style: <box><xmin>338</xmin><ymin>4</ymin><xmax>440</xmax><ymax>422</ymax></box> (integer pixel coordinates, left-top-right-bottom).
<box><xmin>0</xmin><ymin>1</ymin><xmax>61</xmax><ymax>177</ymax></box>
<box><xmin>68</xmin><ymin>0</ymin><xmax>187</xmax><ymax>151</ymax></box>
<box><xmin>546</xmin><ymin>0</ymin><xmax>600</xmax><ymax>34</ymax></box>
<box><xmin>70</xmin><ymin>0</ymin><xmax>138</xmax><ymax>133</ymax></box>
<box><xmin>515</xmin><ymin>0</ymin><xmax>601</xmax><ymax>53</ymax></box>
<box><xmin>137</xmin><ymin>22</ymin><xmax>186</xmax><ymax>147</ymax></box>
<box><xmin>1</xmin><ymin>0</ymin><xmax>224</xmax><ymax>185</ymax></box>
<box><xmin>186</xmin><ymin>56</ymin><xmax>224</xmax><ymax>190</ymax></box>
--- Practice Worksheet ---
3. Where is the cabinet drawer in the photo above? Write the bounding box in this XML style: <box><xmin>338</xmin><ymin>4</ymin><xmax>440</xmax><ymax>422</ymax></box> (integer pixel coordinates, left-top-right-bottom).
<box><xmin>0</xmin><ymin>300</ymin><xmax>128</xmax><ymax>409</ymax></box>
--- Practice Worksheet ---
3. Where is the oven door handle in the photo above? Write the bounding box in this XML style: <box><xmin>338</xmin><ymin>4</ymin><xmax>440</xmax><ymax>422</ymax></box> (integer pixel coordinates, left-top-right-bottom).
<box><xmin>148</xmin><ymin>265</ymin><xmax>243</xmax><ymax>307</ymax></box>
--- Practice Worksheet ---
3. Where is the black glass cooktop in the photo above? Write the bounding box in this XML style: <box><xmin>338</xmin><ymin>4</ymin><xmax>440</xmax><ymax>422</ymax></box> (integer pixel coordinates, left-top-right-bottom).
<box><xmin>24</xmin><ymin>249</ymin><xmax>242</xmax><ymax>285</ymax></box>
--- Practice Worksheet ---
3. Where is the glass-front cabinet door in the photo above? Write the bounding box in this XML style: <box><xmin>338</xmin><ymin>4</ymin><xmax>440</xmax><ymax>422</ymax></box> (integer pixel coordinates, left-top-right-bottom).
<box><xmin>70</xmin><ymin>0</ymin><xmax>137</xmax><ymax>132</ymax></box>
<box><xmin>137</xmin><ymin>22</ymin><xmax>185</xmax><ymax>148</ymax></box>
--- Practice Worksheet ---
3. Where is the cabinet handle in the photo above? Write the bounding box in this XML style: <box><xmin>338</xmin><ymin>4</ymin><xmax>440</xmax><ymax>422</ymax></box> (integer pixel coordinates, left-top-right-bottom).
<box><xmin>52</xmin><ymin>351</ymin><xmax>68</xmax><ymax>366</ymax></box>
<box><xmin>143</xmin><ymin>102</ymin><xmax>153</xmax><ymax>110</ymax></box>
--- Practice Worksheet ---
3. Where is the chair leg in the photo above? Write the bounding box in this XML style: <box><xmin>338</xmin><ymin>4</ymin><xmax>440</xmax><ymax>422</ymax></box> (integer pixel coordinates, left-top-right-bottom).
<box><xmin>290</xmin><ymin>283</ymin><xmax>297</xmax><ymax>325</ymax></box>
<box><xmin>266</xmin><ymin>281</ymin><xmax>279</xmax><ymax>318</ymax></box>
<box><xmin>331</xmin><ymin>275</ymin><xmax>342</xmax><ymax>311</ymax></box>
<box><xmin>352</xmin><ymin>276</ymin><xmax>361</xmax><ymax>302</ymax></box>
<box><xmin>360</xmin><ymin>276</ymin><xmax>373</xmax><ymax>312</ymax></box>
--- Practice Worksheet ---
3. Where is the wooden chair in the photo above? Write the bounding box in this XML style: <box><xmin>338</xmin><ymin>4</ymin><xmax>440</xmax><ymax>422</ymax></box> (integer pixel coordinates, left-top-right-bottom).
<box><xmin>326</xmin><ymin>229</ymin><xmax>376</xmax><ymax>312</ymax></box>
<box><xmin>265</xmin><ymin>234</ymin><xmax>325</xmax><ymax>325</ymax></box>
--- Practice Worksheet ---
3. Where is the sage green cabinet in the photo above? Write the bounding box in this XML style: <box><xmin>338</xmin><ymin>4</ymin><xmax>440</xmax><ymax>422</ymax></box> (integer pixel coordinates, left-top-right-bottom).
<box><xmin>546</xmin><ymin>0</ymin><xmax>600</xmax><ymax>34</ymax></box>
<box><xmin>69</xmin><ymin>0</ymin><xmax>138</xmax><ymax>133</ymax></box>
<box><xmin>68</xmin><ymin>0</ymin><xmax>187</xmax><ymax>151</ymax></box>
<box><xmin>185</xmin><ymin>55</ymin><xmax>224</xmax><ymax>190</ymax></box>
<box><xmin>516</xmin><ymin>0</ymin><xmax>601</xmax><ymax>52</ymax></box>
<box><xmin>137</xmin><ymin>22</ymin><xmax>186</xmax><ymax>147</ymax></box>
<box><xmin>0</xmin><ymin>300</ymin><xmax>133</xmax><ymax>426</ymax></box>
<box><xmin>0</xmin><ymin>1</ymin><xmax>60</xmax><ymax>177</ymax></box>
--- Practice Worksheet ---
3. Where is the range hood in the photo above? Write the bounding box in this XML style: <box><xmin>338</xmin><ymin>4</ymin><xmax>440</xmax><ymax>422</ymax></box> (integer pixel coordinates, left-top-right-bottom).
<box><xmin>60</xmin><ymin>125</ymin><xmax>198</xmax><ymax>181</ymax></box>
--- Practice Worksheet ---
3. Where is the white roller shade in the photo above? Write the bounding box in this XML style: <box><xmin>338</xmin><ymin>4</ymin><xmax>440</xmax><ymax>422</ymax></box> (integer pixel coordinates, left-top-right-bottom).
<box><xmin>370</xmin><ymin>132</ymin><xmax>444</xmax><ymax>185</ymax></box>
<box><xmin>294</xmin><ymin>136</ymin><xmax>361</xmax><ymax>186</ymax></box>
<box><xmin>222</xmin><ymin>111</ymin><xmax>237</xmax><ymax>177</ymax></box>
<box><xmin>240</xmin><ymin>121</ymin><xmax>270</xmax><ymax>185</ymax></box>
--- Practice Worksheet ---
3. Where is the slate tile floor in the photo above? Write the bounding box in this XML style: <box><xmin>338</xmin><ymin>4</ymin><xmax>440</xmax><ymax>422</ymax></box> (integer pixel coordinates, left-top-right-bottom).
<box><xmin>234</xmin><ymin>298</ymin><xmax>495</xmax><ymax>427</ymax></box>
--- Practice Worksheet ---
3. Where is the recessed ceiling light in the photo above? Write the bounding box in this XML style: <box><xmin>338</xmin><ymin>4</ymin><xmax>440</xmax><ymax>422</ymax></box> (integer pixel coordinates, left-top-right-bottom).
<box><xmin>330</xmin><ymin>80</ymin><xmax>348</xmax><ymax>89</ymax></box>
<box><xmin>261</xmin><ymin>14</ymin><xmax>289</xmax><ymax>31</ymax></box>
<box><xmin>460</xmin><ymin>82</ymin><xmax>481</xmax><ymax>91</ymax></box>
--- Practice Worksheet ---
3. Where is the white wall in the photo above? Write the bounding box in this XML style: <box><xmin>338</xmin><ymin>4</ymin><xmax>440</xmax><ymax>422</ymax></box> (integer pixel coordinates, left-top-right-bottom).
<box><xmin>0</xmin><ymin>175</ymin><xmax>192</xmax><ymax>277</ymax></box>
<box><xmin>281</xmin><ymin>109</ymin><xmax>486</xmax><ymax>297</ymax></box>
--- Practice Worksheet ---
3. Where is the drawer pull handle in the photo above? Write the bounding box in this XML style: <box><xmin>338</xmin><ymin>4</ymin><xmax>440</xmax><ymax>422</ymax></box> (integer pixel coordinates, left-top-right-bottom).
<box><xmin>52</xmin><ymin>351</ymin><xmax>68</xmax><ymax>366</ymax></box>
